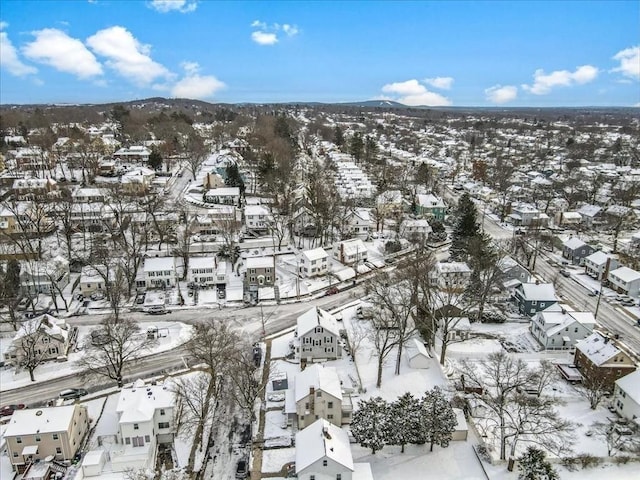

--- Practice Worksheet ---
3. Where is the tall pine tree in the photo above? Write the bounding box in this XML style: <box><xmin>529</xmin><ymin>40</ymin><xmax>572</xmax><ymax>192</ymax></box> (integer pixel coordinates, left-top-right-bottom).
<box><xmin>351</xmin><ymin>396</ymin><xmax>390</xmax><ymax>454</ymax></box>
<box><xmin>418</xmin><ymin>386</ymin><xmax>457</xmax><ymax>452</ymax></box>
<box><xmin>517</xmin><ymin>447</ymin><xmax>559</xmax><ymax>480</ymax></box>
<box><xmin>450</xmin><ymin>193</ymin><xmax>480</xmax><ymax>261</ymax></box>
<box><xmin>388</xmin><ymin>392</ymin><xmax>422</xmax><ymax>453</ymax></box>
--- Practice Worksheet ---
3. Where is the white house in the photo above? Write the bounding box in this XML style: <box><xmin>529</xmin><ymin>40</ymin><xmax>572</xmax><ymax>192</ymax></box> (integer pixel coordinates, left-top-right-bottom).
<box><xmin>244</xmin><ymin>204</ymin><xmax>271</xmax><ymax>233</ymax></box>
<box><xmin>204</xmin><ymin>187</ymin><xmax>241</xmax><ymax>205</ymax></box>
<box><xmin>299</xmin><ymin>248</ymin><xmax>329</xmax><ymax>278</ymax></box>
<box><xmin>529</xmin><ymin>304</ymin><xmax>596</xmax><ymax>350</ymax></box>
<box><xmin>296</xmin><ymin>307</ymin><xmax>341</xmax><ymax>361</ymax></box>
<box><xmin>294</xmin><ymin>419</ymin><xmax>373</xmax><ymax>480</ymax></box>
<box><xmin>111</xmin><ymin>379</ymin><xmax>175</xmax><ymax>472</ymax></box>
<box><xmin>407</xmin><ymin>338</ymin><xmax>431</xmax><ymax>369</ymax></box>
<box><xmin>79</xmin><ymin>265</ymin><xmax>113</xmax><ymax>296</ymax></box>
<box><xmin>584</xmin><ymin>251</ymin><xmax>619</xmax><ymax>281</ymax></box>
<box><xmin>143</xmin><ymin>257</ymin><xmax>179</xmax><ymax>289</ymax></box>
<box><xmin>430</xmin><ymin>262</ymin><xmax>472</xmax><ymax>290</ymax></box>
<box><xmin>344</xmin><ymin>208</ymin><xmax>370</xmax><ymax>237</ymax></box>
<box><xmin>333</xmin><ymin>238</ymin><xmax>367</xmax><ymax>266</ymax></box>
<box><xmin>608</xmin><ymin>266</ymin><xmax>640</xmax><ymax>297</ymax></box>
<box><xmin>613</xmin><ymin>370</ymin><xmax>640</xmax><ymax>422</ymax></box>
<box><xmin>187</xmin><ymin>256</ymin><xmax>216</xmax><ymax>286</ymax></box>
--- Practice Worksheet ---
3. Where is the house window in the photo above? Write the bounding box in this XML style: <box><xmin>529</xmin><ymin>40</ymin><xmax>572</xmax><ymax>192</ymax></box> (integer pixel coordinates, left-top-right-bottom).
<box><xmin>159</xmin><ymin>422</ymin><xmax>170</xmax><ymax>429</ymax></box>
<box><xmin>323</xmin><ymin>460</ymin><xmax>328</xmax><ymax>467</ymax></box>
<box><xmin>316</xmin><ymin>391</ymin><xmax>322</xmax><ymax>398</ymax></box>
<box><xmin>13</xmin><ymin>452</ymin><xmax>18</xmax><ymax>458</ymax></box>
<box><xmin>337</xmin><ymin>475</ymin><xmax>342</xmax><ymax>480</ymax></box>
<box><xmin>310</xmin><ymin>476</ymin><xmax>315</xmax><ymax>480</ymax></box>
<box><xmin>56</xmin><ymin>447</ymin><xmax>62</xmax><ymax>454</ymax></box>
<box><xmin>145</xmin><ymin>435</ymin><xmax>150</xmax><ymax>442</ymax></box>
<box><xmin>52</xmin><ymin>434</ymin><xmax>59</xmax><ymax>440</ymax></box>
<box><xmin>125</xmin><ymin>438</ymin><xmax>131</xmax><ymax>445</ymax></box>
<box><xmin>328</xmin><ymin>402</ymin><xmax>334</xmax><ymax>409</ymax></box>
<box><xmin>35</xmin><ymin>436</ymin><xmax>41</xmax><ymax>442</ymax></box>
<box><xmin>134</xmin><ymin>424</ymin><xmax>139</xmax><ymax>430</ymax></box>
<box><xmin>328</xmin><ymin>414</ymin><xmax>334</xmax><ymax>419</ymax></box>
<box><xmin>16</xmin><ymin>437</ymin><xmax>22</xmax><ymax>444</ymax></box>
<box><xmin>160</xmin><ymin>409</ymin><xmax>165</xmax><ymax>416</ymax></box>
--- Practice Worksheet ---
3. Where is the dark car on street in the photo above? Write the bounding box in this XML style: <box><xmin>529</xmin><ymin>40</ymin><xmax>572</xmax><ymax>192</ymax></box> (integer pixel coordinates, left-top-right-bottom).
<box><xmin>1</xmin><ymin>404</ymin><xmax>26</xmax><ymax>417</ymax></box>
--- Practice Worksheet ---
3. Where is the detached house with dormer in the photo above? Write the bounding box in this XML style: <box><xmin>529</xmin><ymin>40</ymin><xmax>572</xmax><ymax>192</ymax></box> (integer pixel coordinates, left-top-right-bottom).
<box><xmin>574</xmin><ymin>332</ymin><xmax>637</xmax><ymax>391</ymax></box>
<box><xmin>4</xmin><ymin>314</ymin><xmax>73</xmax><ymax>365</ymax></box>
<box><xmin>613</xmin><ymin>370</ymin><xmax>640</xmax><ymax>422</ymax></box>
<box><xmin>562</xmin><ymin>237</ymin><xmax>596</xmax><ymax>266</ymax></box>
<box><xmin>110</xmin><ymin>379</ymin><xmax>175</xmax><ymax>472</ymax></box>
<box><xmin>530</xmin><ymin>304</ymin><xmax>596</xmax><ymax>350</ymax></box>
<box><xmin>296</xmin><ymin>307</ymin><xmax>341</xmax><ymax>362</ymax></box>
<box><xmin>513</xmin><ymin>282</ymin><xmax>558</xmax><ymax>316</ymax></box>
<box><xmin>430</xmin><ymin>262</ymin><xmax>472</xmax><ymax>290</ymax></box>
<box><xmin>415</xmin><ymin>193</ymin><xmax>446</xmax><ymax>220</ymax></box>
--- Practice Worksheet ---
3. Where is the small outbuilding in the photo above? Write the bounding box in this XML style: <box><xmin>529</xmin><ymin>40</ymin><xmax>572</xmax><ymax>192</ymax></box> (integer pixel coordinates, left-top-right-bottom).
<box><xmin>408</xmin><ymin>338</ymin><xmax>431</xmax><ymax>369</ymax></box>
<box><xmin>452</xmin><ymin>408</ymin><xmax>468</xmax><ymax>441</ymax></box>
<box><xmin>82</xmin><ymin>450</ymin><xmax>107</xmax><ymax>477</ymax></box>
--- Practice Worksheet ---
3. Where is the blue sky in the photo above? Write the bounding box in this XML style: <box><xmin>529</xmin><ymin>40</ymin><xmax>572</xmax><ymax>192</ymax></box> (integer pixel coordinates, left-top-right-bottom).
<box><xmin>0</xmin><ymin>0</ymin><xmax>638</xmax><ymax>106</ymax></box>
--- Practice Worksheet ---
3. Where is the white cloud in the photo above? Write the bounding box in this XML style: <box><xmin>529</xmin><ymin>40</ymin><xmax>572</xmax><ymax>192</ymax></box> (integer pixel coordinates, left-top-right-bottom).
<box><xmin>148</xmin><ymin>0</ymin><xmax>197</xmax><ymax>13</ymax></box>
<box><xmin>522</xmin><ymin>64</ymin><xmax>598</xmax><ymax>95</ymax></box>
<box><xmin>22</xmin><ymin>28</ymin><xmax>102</xmax><ymax>78</ymax></box>
<box><xmin>251</xmin><ymin>20</ymin><xmax>267</xmax><ymax>29</ymax></box>
<box><xmin>381</xmin><ymin>79</ymin><xmax>451</xmax><ymax>106</ymax></box>
<box><xmin>611</xmin><ymin>45</ymin><xmax>640</xmax><ymax>81</ymax></box>
<box><xmin>251</xmin><ymin>31</ymin><xmax>278</xmax><ymax>46</ymax></box>
<box><xmin>282</xmin><ymin>24</ymin><xmax>299</xmax><ymax>37</ymax></box>
<box><xmin>87</xmin><ymin>26</ymin><xmax>172</xmax><ymax>85</ymax></box>
<box><xmin>424</xmin><ymin>76</ymin><xmax>454</xmax><ymax>90</ymax></box>
<box><xmin>171</xmin><ymin>62</ymin><xmax>225</xmax><ymax>99</ymax></box>
<box><xmin>0</xmin><ymin>27</ymin><xmax>38</xmax><ymax>76</ymax></box>
<box><xmin>485</xmin><ymin>84</ymin><xmax>518</xmax><ymax>104</ymax></box>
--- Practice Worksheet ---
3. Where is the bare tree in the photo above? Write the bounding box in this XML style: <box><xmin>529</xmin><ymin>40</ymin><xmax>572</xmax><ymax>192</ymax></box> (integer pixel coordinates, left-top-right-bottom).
<box><xmin>78</xmin><ymin>316</ymin><xmax>156</xmax><ymax>387</ymax></box>
<box><xmin>591</xmin><ymin>420</ymin><xmax>640</xmax><ymax>456</ymax></box>
<box><xmin>7</xmin><ymin>318</ymin><xmax>49</xmax><ymax>381</ymax></box>
<box><xmin>186</xmin><ymin>318</ymin><xmax>239</xmax><ymax>378</ymax></box>
<box><xmin>368</xmin><ymin>308</ymin><xmax>400</xmax><ymax>388</ymax></box>
<box><xmin>427</xmin><ymin>287</ymin><xmax>468</xmax><ymax>366</ymax></box>
<box><xmin>227</xmin><ymin>341</ymin><xmax>268</xmax><ymax>430</ymax></box>
<box><xmin>576</xmin><ymin>375</ymin><xmax>612</xmax><ymax>410</ymax></box>
<box><xmin>183</xmin><ymin>132</ymin><xmax>209</xmax><ymax>180</ymax></box>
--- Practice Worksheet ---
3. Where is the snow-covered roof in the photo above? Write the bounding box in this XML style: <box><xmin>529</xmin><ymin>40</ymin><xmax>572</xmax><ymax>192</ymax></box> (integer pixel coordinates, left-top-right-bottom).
<box><xmin>189</xmin><ymin>256</ymin><xmax>215</xmax><ymax>269</ymax></box>
<box><xmin>116</xmin><ymin>379</ymin><xmax>174</xmax><ymax>424</ymax></box>
<box><xmin>295</xmin><ymin>418</ymin><xmax>354</xmax><ymax>473</ymax></box>
<box><xmin>609</xmin><ymin>266</ymin><xmax>640</xmax><ymax>283</ymax></box>
<box><xmin>12</xmin><ymin>314</ymin><xmax>69</xmax><ymax>343</ymax></box>
<box><xmin>336</xmin><ymin>238</ymin><xmax>367</xmax><ymax>256</ymax></box>
<box><xmin>408</xmin><ymin>338</ymin><xmax>431</xmax><ymax>360</ymax></box>
<box><xmin>575</xmin><ymin>332</ymin><xmax>621</xmax><ymax>366</ymax></box>
<box><xmin>577</xmin><ymin>204</ymin><xmax>602</xmax><ymax>218</ymax></box>
<box><xmin>205</xmin><ymin>187</ymin><xmax>240</xmax><ymax>197</ymax></box>
<box><xmin>297</xmin><ymin>306</ymin><xmax>339</xmax><ymax>337</ymax></box>
<box><xmin>416</xmin><ymin>193</ymin><xmax>444</xmax><ymax>207</ymax></box>
<box><xmin>246</xmin><ymin>256</ymin><xmax>274</xmax><ymax>269</ymax></box>
<box><xmin>144</xmin><ymin>256</ymin><xmax>176</xmax><ymax>272</ymax></box>
<box><xmin>563</xmin><ymin>237</ymin><xmax>587</xmax><ymax>250</ymax></box>
<box><xmin>4</xmin><ymin>405</ymin><xmax>80</xmax><ymax>436</ymax></box>
<box><xmin>436</xmin><ymin>262</ymin><xmax>471</xmax><ymax>274</ymax></box>
<box><xmin>584</xmin><ymin>250</ymin><xmax>614</xmax><ymax>267</ymax></box>
<box><xmin>538</xmin><ymin>310</ymin><xmax>596</xmax><ymax>336</ymax></box>
<box><xmin>519</xmin><ymin>283</ymin><xmax>557</xmax><ymax>301</ymax></box>
<box><xmin>294</xmin><ymin>363</ymin><xmax>342</xmax><ymax>403</ymax></box>
<box><xmin>615</xmin><ymin>370</ymin><xmax>640</xmax><ymax>403</ymax></box>
<box><xmin>301</xmin><ymin>248</ymin><xmax>329</xmax><ymax>262</ymax></box>
<box><xmin>245</xmin><ymin>204</ymin><xmax>270</xmax><ymax>216</ymax></box>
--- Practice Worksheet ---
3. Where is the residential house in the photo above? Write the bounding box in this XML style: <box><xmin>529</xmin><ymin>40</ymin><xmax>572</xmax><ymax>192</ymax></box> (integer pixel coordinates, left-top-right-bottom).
<box><xmin>244</xmin><ymin>255</ymin><xmax>275</xmax><ymax>303</ymax></box>
<box><xmin>4</xmin><ymin>314</ymin><xmax>73</xmax><ymax>365</ymax></box>
<box><xmin>299</xmin><ymin>248</ymin><xmax>329</xmax><ymax>278</ymax></box>
<box><xmin>110</xmin><ymin>379</ymin><xmax>175</xmax><ymax>472</ymax></box>
<box><xmin>400</xmin><ymin>219</ymin><xmax>432</xmax><ymax>239</ymax></box>
<box><xmin>497</xmin><ymin>256</ymin><xmax>530</xmax><ymax>285</ymax></box>
<box><xmin>70</xmin><ymin>202</ymin><xmax>112</xmax><ymax>232</ymax></box>
<box><xmin>244</xmin><ymin>204</ymin><xmax>271</xmax><ymax>234</ymax></box>
<box><xmin>121</xmin><ymin>167</ymin><xmax>155</xmax><ymax>194</ymax></box>
<box><xmin>294</xmin><ymin>419</ymin><xmax>373</xmax><ymax>480</ymax></box>
<box><xmin>113</xmin><ymin>145</ymin><xmax>151</xmax><ymax>163</ymax></box>
<box><xmin>584</xmin><ymin>251</ymin><xmax>619</xmax><ymax>281</ymax></box>
<box><xmin>508</xmin><ymin>204</ymin><xmax>548</xmax><ymax>227</ymax></box>
<box><xmin>204</xmin><ymin>187</ymin><xmax>241</xmax><ymax>206</ymax></box>
<box><xmin>613</xmin><ymin>370</ymin><xmax>640</xmax><ymax>422</ymax></box>
<box><xmin>513</xmin><ymin>282</ymin><xmax>558</xmax><ymax>316</ymax></box>
<box><xmin>193</xmin><ymin>206</ymin><xmax>239</xmax><ymax>236</ymax></box>
<box><xmin>202</xmin><ymin>171</ymin><xmax>225</xmax><ymax>190</ymax></box>
<box><xmin>20</xmin><ymin>256</ymin><xmax>70</xmax><ymax>296</ymax></box>
<box><xmin>376</xmin><ymin>190</ymin><xmax>404</xmax><ymax>219</ymax></box>
<box><xmin>285</xmin><ymin>364</ymin><xmax>352</xmax><ymax>430</ymax></box>
<box><xmin>296</xmin><ymin>306</ymin><xmax>341</xmax><ymax>362</ymax></box>
<box><xmin>577</xmin><ymin>204</ymin><xmax>603</xmax><ymax>229</ymax></box>
<box><xmin>415</xmin><ymin>193</ymin><xmax>446</xmax><ymax>220</ymax></box>
<box><xmin>562</xmin><ymin>237</ymin><xmax>596</xmax><ymax>266</ymax></box>
<box><xmin>4</xmin><ymin>405</ymin><xmax>89</xmax><ymax>473</ymax></box>
<box><xmin>608</xmin><ymin>266</ymin><xmax>640</xmax><ymax>297</ymax></box>
<box><xmin>430</xmin><ymin>262</ymin><xmax>471</xmax><ymax>290</ymax></box>
<box><xmin>333</xmin><ymin>238</ymin><xmax>367</xmax><ymax>266</ymax></box>
<box><xmin>187</xmin><ymin>256</ymin><xmax>216</xmax><ymax>286</ymax></box>
<box><xmin>554</xmin><ymin>211</ymin><xmax>582</xmax><ymax>227</ymax></box>
<box><xmin>529</xmin><ymin>304</ymin><xmax>596</xmax><ymax>350</ymax></box>
<box><xmin>72</xmin><ymin>187</ymin><xmax>107</xmax><ymax>203</ymax></box>
<box><xmin>12</xmin><ymin>178</ymin><xmax>58</xmax><ymax>201</ymax></box>
<box><xmin>143</xmin><ymin>257</ymin><xmax>178</xmax><ymax>289</ymax></box>
<box><xmin>292</xmin><ymin>205</ymin><xmax>316</xmax><ymax>237</ymax></box>
<box><xmin>0</xmin><ymin>202</ymin><xmax>55</xmax><ymax>236</ymax></box>
<box><xmin>12</xmin><ymin>147</ymin><xmax>52</xmax><ymax>171</ymax></box>
<box><xmin>79</xmin><ymin>265</ymin><xmax>113</xmax><ymax>296</ymax></box>
<box><xmin>344</xmin><ymin>208</ymin><xmax>370</xmax><ymax>238</ymax></box>
<box><xmin>574</xmin><ymin>332</ymin><xmax>636</xmax><ymax>391</ymax></box>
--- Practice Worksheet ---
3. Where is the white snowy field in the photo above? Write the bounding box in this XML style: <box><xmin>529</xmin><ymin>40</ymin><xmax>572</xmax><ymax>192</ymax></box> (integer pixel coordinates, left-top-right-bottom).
<box><xmin>0</xmin><ymin>321</ymin><xmax>193</xmax><ymax>392</ymax></box>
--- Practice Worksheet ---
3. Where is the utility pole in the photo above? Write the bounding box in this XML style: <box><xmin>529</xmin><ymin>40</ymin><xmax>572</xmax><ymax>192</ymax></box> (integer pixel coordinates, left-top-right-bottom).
<box><xmin>594</xmin><ymin>257</ymin><xmax>611</xmax><ymax>321</ymax></box>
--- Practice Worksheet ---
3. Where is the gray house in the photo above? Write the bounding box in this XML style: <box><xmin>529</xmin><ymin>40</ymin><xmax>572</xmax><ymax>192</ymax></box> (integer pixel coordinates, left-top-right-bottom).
<box><xmin>562</xmin><ymin>237</ymin><xmax>596</xmax><ymax>266</ymax></box>
<box><xmin>513</xmin><ymin>282</ymin><xmax>558</xmax><ymax>316</ymax></box>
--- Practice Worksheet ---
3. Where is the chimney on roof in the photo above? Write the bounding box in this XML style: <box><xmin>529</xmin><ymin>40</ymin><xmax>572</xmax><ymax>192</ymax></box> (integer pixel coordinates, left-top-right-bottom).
<box><xmin>604</xmin><ymin>336</ymin><xmax>610</xmax><ymax>344</ymax></box>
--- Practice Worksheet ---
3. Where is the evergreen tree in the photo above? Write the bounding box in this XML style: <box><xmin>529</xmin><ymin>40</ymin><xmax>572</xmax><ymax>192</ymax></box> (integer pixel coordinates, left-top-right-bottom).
<box><xmin>517</xmin><ymin>447</ymin><xmax>558</xmax><ymax>480</ymax></box>
<box><xmin>225</xmin><ymin>163</ymin><xmax>246</xmax><ymax>196</ymax></box>
<box><xmin>3</xmin><ymin>259</ymin><xmax>21</xmax><ymax>301</ymax></box>
<box><xmin>349</xmin><ymin>132</ymin><xmax>364</xmax><ymax>162</ymax></box>
<box><xmin>418</xmin><ymin>386</ymin><xmax>457</xmax><ymax>451</ymax></box>
<box><xmin>351</xmin><ymin>396</ymin><xmax>390</xmax><ymax>454</ymax></box>
<box><xmin>449</xmin><ymin>193</ymin><xmax>480</xmax><ymax>261</ymax></box>
<box><xmin>364</xmin><ymin>135</ymin><xmax>378</xmax><ymax>164</ymax></box>
<box><xmin>334</xmin><ymin>125</ymin><xmax>344</xmax><ymax>146</ymax></box>
<box><xmin>148</xmin><ymin>149</ymin><xmax>163</xmax><ymax>170</ymax></box>
<box><xmin>388</xmin><ymin>392</ymin><xmax>421</xmax><ymax>452</ymax></box>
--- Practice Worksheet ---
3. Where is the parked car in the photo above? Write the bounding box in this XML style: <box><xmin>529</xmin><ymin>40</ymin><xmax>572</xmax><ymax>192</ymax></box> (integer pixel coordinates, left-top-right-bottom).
<box><xmin>588</xmin><ymin>290</ymin><xmax>598</xmax><ymax>297</ymax></box>
<box><xmin>0</xmin><ymin>404</ymin><xmax>26</xmax><ymax>417</ymax></box>
<box><xmin>59</xmin><ymin>388</ymin><xmax>88</xmax><ymax>400</ymax></box>
<box><xmin>325</xmin><ymin>287</ymin><xmax>339</xmax><ymax>296</ymax></box>
<box><xmin>146</xmin><ymin>305</ymin><xmax>168</xmax><ymax>315</ymax></box>
<box><xmin>135</xmin><ymin>293</ymin><xmax>146</xmax><ymax>305</ymax></box>
<box><xmin>560</xmin><ymin>269</ymin><xmax>570</xmax><ymax>278</ymax></box>
<box><xmin>235</xmin><ymin>459</ymin><xmax>248</xmax><ymax>479</ymax></box>
<box><xmin>90</xmin><ymin>291</ymin><xmax>105</xmax><ymax>301</ymax></box>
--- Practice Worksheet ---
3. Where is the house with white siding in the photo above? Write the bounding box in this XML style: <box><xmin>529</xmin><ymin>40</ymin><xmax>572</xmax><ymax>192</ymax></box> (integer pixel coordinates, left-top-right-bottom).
<box><xmin>299</xmin><ymin>248</ymin><xmax>329</xmax><ymax>278</ymax></box>
<box><xmin>529</xmin><ymin>304</ymin><xmax>596</xmax><ymax>350</ymax></box>
<box><xmin>613</xmin><ymin>370</ymin><xmax>640</xmax><ymax>422</ymax></box>
<box><xmin>584</xmin><ymin>251</ymin><xmax>619</xmax><ymax>281</ymax></box>
<box><xmin>296</xmin><ymin>307</ymin><xmax>341</xmax><ymax>362</ymax></box>
<box><xmin>608</xmin><ymin>266</ymin><xmax>640</xmax><ymax>297</ymax></box>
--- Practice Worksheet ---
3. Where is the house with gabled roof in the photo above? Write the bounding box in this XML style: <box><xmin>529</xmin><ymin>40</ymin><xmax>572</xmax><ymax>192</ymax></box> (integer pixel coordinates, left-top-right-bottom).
<box><xmin>333</xmin><ymin>238</ymin><xmax>367</xmax><ymax>266</ymax></box>
<box><xmin>577</xmin><ymin>204</ymin><xmax>603</xmax><ymax>229</ymax></box>
<box><xmin>513</xmin><ymin>282</ymin><xmax>558</xmax><ymax>316</ymax></box>
<box><xmin>344</xmin><ymin>207</ymin><xmax>370</xmax><ymax>238</ymax></box>
<box><xmin>608</xmin><ymin>266</ymin><xmax>640</xmax><ymax>297</ymax></box>
<box><xmin>530</xmin><ymin>304</ymin><xmax>596</xmax><ymax>350</ymax></box>
<box><xmin>244</xmin><ymin>204</ymin><xmax>271</xmax><ymax>234</ymax></box>
<box><xmin>574</xmin><ymin>332</ymin><xmax>636</xmax><ymax>391</ymax></box>
<box><xmin>584</xmin><ymin>251</ymin><xmax>619</xmax><ymax>281</ymax></box>
<box><xmin>4</xmin><ymin>405</ymin><xmax>89</xmax><ymax>473</ymax></box>
<box><xmin>562</xmin><ymin>237</ymin><xmax>596</xmax><ymax>266</ymax></box>
<box><xmin>285</xmin><ymin>364</ymin><xmax>352</xmax><ymax>430</ymax></box>
<box><xmin>497</xmin><ymin>256</ymin><xmax>530</xmax><ymax>286</ymax></box>
<box><xmin>613</xmin><ymin>370</ymin><xmax>640</xmax><ymax>422</ymax></box>
<box><xmin>4</xmin><ymin>314</ymin><xmax>73</xmax><ymax>365</ymax></box>
<box><xmin>143</xmin><ymin>256</ymin><xmax>179</xmax><ymax>289</ymax></box>
<box><xmin>294</xmin><ymin>418</ymin><xmax>373</xmax><ymax>480</ymax></box>
<box><xmin>415</xmin><ymin>193</ymin><xmax>446</xmax><ymax>220</ymax></box>
<box><xmin>296</xmin><ymin>306</ymin><xmax>341</xmax><ymax>361</ymax></box>
<box><xmin>110</xmin><ymin>379</ymin><xmax>175</xmax><ymax>472</ymax></box>
<box><xmin>430</xmin><ymin>261</ymin><xmax>471</xmax><ymax>290</ymax></box>
<box><xmin>299</xmin><ymin>248</ymin><xmax>329</xmax><ymax>278</ymax></box>
<box><xmin>20</xmin><ymin>255</ymin><xmax>70</xmax><ymax>296</ymax></box>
